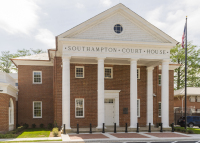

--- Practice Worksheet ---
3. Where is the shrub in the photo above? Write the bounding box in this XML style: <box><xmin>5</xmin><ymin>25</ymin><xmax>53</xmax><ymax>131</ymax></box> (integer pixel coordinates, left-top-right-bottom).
<box><xmin>16</xmin><ymin>124</ymin><xmax>20</xmax><ymax>128</ymax></box>
<box><xmin>175</xmin><ymin>128</ymin><xmax>181</xmax><ymax>132</ymax></box>
<box><xmin>40</xmin><ymin>124</ymin><xmax>44</xmax><ymax>128</ymax></box>
<box><xmin>187</xmin><ymin>129</ymin><xmax>194</xmax><ymax>134</ymax></box>
<box><xmin>48</xmin><ymin>123</ymin><xmax>53</xmax><ymax>130</ymax></box>
<box><xmin>181</xmin><ymin>129</ymin><xmax>186</xmax><ymax>133</ymax></box>
<box><xmin>23</xmin><ymin>123</ymin><xmax>29</xmax><ymax>129</ymax></box>
<box><xmin>52</xmin><ymin>127</ymin><xmax>59</xmax><ymax>137</ymax></box>
<box><xmin>0</xmin><ymin>134</ymin><xmax>16</xmax><ymax>138</ymax></box>
<box><xmin>32</xmin><ymin>124</ymin><xmax>36</xmax><ymax>128</ymax></box>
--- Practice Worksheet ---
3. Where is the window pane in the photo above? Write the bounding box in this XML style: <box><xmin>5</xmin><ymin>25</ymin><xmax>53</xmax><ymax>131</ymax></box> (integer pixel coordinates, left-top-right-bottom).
<box><xmin>76</xmin><ymin>67</ymin><xmax>84</xmax><ymax>77</ymax></box>
<box><xmin>76</xmin><ymin>99</ymin><xmax>84</xmax><ymax>117</ymax></box>
<box><xmin>105</xmin><ymin>68</ymin><xmax>112</xmax><ymax>78</ymax></box>
<box><xmin>34</xmin><ymin>102</ymin><xmax>41</xmax><ymax>117</ymax></box>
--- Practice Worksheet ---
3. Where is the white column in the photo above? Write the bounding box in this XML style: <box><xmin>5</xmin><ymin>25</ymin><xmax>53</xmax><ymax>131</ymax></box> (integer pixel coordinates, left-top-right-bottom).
<box><xmin>130</xmin><ymin>59</ymin><xmax>138</xmax><ymax>128</ymax></box>
<box><xmin>96</xmin><ymin>57</ymin><xmax>105</xmax><ymax>129</ymax></box>
<box><xmin>147</xmin><ymin>67</ymin><xmax>154</xmax><ymax>125</ymax></box>
<box><xmin>62</xmin><ymin>56</ymin><xmax>71</xmax><ymax>129</ymax></box>
<box><xmin>161</xmin><ymin>59</ymin><xmax>170</xmax><ymax>128</ymax></box>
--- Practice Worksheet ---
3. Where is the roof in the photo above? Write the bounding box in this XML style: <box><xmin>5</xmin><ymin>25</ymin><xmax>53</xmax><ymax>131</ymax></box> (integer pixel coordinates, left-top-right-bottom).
<box><xmin>174</xmin><ymin>87</ymin><xmax>200</xmax><ymax>96</ymax></box>
<box><xmin>12</xmin><ymin>53</ymin><xmax>49</xmax><ymax>61</ymax></box>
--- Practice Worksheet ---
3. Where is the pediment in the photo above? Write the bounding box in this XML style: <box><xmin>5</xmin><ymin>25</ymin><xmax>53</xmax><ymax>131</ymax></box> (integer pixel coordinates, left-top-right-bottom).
<box><xmin>58</xmin><ymin>3</ymin><xmax>178</xmax><ymax>44</ymax></box>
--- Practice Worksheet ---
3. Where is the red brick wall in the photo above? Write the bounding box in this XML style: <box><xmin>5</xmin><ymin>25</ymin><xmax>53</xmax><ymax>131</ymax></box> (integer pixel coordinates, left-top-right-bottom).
<box><xmin>0</xmin><ymin>93</ymin><xmax>16</xmax><ymax>133</ymax></box>
<box><xmin>53</xmin><ymin>60</ymin><xmax>175</xmax><ymax>127</ymax></box>
<box><xmin>174</xmin><ymin>96</ymin><xmax>200</xmax><ymax>110</ymax></box>
<box><xmin>18</xmin><ymin>65</ymin><xmax>54</xmax><ymax>128</ymax></box>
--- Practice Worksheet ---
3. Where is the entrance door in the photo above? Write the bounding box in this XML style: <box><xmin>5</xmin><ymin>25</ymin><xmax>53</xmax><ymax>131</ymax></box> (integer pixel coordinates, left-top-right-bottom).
<box><xmin>104</xmin><ymin>99</ymin><xmax>115</xmax><ymax>126</ymax></box>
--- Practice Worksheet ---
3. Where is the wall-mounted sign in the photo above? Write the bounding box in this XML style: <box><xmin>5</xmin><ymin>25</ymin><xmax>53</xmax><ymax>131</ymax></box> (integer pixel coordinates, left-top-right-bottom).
<box><xmin>64</xmin><ymin>46</ymin><xmax>169</xmax><ymax>55</ymax></box>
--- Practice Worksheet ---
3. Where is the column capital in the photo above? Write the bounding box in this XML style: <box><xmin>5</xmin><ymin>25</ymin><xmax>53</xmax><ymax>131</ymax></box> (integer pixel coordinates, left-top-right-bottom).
<box><xmin>129</xmin><ymin>58</ymin><xmax>139</xmax><ymax>62</ymax></box>
<box><xmin>96</xmin><ymin>57</ymin><xmax>106</xmax><ymax>61</ymax></box>
<box><xmin>62</xmin><ymin>56</ymin><xmax>71</xmax><ymax>60</ymax></box>
<box><xmin>146</xmin><ymin>67</ymin><xmax>154</xmax><ymax>71</ymax></box>
<box><xmin>162</xmin><ymin>59</ymin><xmax>170</xmax><ymax>63</ymax></box>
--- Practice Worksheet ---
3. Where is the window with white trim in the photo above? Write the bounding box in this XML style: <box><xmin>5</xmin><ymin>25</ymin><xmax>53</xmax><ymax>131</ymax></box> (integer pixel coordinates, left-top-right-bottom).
<box><xmin>9</xmin><ymin>98</ymin><xmax>14</xmax><ymax>125</ymax></box>
<box><xmin>158</xmin><ymin>74</ymin><xmax>161</xmax><ymax>85</ymax></box>
<box><xmin>190</xmin><ymin>97</ymin><xmax>195</xmax><ymax>102</ymax></box>
<box><xmin>75</xmin><ymin>66</ymin><xmax>84</xmax><ymax>78</ymax></box>
<box><xmin>75</xmin><ymin>99</ymin><xmax>84</xmax><ymax>118</ymax></box>
<box><xmin>137</xmin><ymin>99</ymin><xmax>140</xmax><ymax>117</ymax></box>
<box><xmin>105</xmin><ymin>67</ymin><xmax>113</xmax><ymax>78</ymax></box>
<box><xmin>137</xmin><ymin>68</ymin><xmax>140</xmax><ymax>79</ymax></box>
<box><xmin>158</xmin><ymin>102</ymin><xmax>161</xmax><ymax>117</ymax></box>
<box><xmin>33</xmin><ymin>101</ymin><xmax>42</xmax><ymax>118</ymax></box>
<box><xmin>197</xmin><ymin>96</ymin><xmax>200</xmax><ymax>102</ymax></box>
<box><xmin>33</xmin><ymin>71</ymin><xmax>42</xmax><ymax>84</ymax></box>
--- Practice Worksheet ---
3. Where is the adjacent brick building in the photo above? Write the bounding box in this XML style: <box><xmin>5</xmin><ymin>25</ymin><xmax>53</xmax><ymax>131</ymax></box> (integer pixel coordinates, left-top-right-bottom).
<box><xmin>11</xmin><ymin>3</ymin><xmax>179</xmax><ymax>131</ymax></box>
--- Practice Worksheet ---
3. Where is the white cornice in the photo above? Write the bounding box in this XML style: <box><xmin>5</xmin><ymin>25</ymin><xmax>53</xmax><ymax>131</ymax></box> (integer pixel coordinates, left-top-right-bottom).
<box><xmin>13</xmin><ymin>60</ymin><xmax>53</xmax><ymax>67</ymax></box>
<box><xmin>0</xmin><ymin>83</ymin><xmax>18</xmax><ymax>99</ymax></box>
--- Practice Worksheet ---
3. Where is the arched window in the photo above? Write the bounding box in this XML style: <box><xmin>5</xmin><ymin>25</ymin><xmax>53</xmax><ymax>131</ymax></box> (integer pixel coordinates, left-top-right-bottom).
<box><xmin>9</xmin><ymin>98</ymin><xmax>14</xmax><ymax>125</ymax></box>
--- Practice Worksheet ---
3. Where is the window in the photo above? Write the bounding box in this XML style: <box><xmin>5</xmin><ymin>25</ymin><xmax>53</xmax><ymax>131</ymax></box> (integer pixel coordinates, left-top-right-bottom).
<box><xmin>33</xmin><ymin>71</ymin><xmax>42</xmax><ymax>84</ymax></box>
<box><xmin>197</xmin><ymin>109</ymin><xmax>200</xmax><ymax>113</ymax></box>
<box><xmin>197</xmin><ymin>96</ymin><xmax>200</xmax><ymax>102</ymax></box>
<box><xmin>15</xmin><ymin>83</ymin><xmax>18</xmax><ymax>86</ymax></box>
<box><xmin>75</xmin><ymin>99</ymin><xmax>84</xmax><ymax>118</ymax></box>
<box><xmin>190</xmin><ymin>97</ymin><xmax>195</xmax><ymax>102</ymax></box>
<box><xmin>158</xmin><ymin>74</ymin><xmax>161</xmax><ymax>85</ymax></box>
<box><xmin>33</xmin><ymin>101</ymin><xmax>42</xmax><ymax>118</ymax></box>
<box><xmin>137</xmin><ymin>68</ymin><xmax>140</xmax><ymax>79</ymax></box>
<box><xmin>114</xmin><ymin>24</ymin><xmax>123</xmax><ymax>34</ymax></box>
<box><xmin>75</xmin><ymin>66</ymin><xmax>84</xmax><ymax>78</ymax></box>
<box><xmin>158</xmin><ymin>102</ymin><xmax>161</xmax><ymax>117</ymax></box>
<box><xmin>104</xmin><ymin>99</ymin><xmax>114</xmax><ymax>103</ymax></box>
<box><xmin>105</xmin><ymin>67</ymin><xmax>113</xmax><ymax>78</ymax></box>
<box><xmin>9</xmin><ymin>98</ymin><xmax>14</xmax><ymax>125</ymax></box>
<box><xmin>137</xmin><ymin>99</ymin><xmax>140</xmax><ymax>117</ymax></box>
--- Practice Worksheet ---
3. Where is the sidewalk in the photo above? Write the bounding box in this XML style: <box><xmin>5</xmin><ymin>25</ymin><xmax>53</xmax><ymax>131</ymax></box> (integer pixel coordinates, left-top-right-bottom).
<box><xmin>62</xmin><ymin>132</ymin><xmax>200</xmax><ymax>142</ymax></box>
<box><xmin>1</xmin><ymin>132</ymin><xmax>200</xmax><ymax>142</ymax></box>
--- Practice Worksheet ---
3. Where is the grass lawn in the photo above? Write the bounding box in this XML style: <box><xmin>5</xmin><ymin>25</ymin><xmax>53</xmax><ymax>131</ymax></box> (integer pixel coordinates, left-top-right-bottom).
<box><xmin>17</xmin><ymin>128</ymin><xmax>51</xmax><ymax>138</ymax></box>
<box><xmin>175</xmin><ymin>127</ymin><xmax>200</xmax><ymax>134</ymax></box>
<box><xmin>1</xmin><ymin>140</ymin><xmax>62</xmax><ymax>143</ymax></box>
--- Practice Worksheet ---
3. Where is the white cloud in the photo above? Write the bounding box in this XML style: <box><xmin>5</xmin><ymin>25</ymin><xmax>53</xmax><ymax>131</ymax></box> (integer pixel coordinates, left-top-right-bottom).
<box><xmin>100</xmin><ymin>0</ymin><xmax>112</xmax><ymax>7</ymax></box>
<box><xmin>76</xmin><ymin>2</ymin><xmax>85</xmax><ymax>9</ymax></box>
<box><xmin>35</xmin><ymin>29</ymin><xmax>55</xmax><ymax>48</ymax></box>
<box><xmin>0</xmin><ymin>0</ymin><xmax>39</xmax><ymax>35</ymax></box>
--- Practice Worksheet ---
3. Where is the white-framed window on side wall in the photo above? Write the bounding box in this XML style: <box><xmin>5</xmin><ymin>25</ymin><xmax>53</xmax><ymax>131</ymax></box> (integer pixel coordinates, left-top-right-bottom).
<box><xmin>33</xmin><ymin>71</ymin><xmax>42</xmax><ymax>84</ymax></box>
<box><xmin>75</xmin><ymin>66</ymin><xmax>84</xmax><ymax>78</ymax></box>
<box><xmin>105</xmin><ymin>67</ymin><xmax>113</xmax><ymax>79</ymax></box>
<box><xmin>137</xmin><ymin>68</ymin><xmax>140</xmax><ymax>79</ymax></box>
<box><xmin>137</xmin><ymin>99</ymin><xmax>140</xmax><ymax>117</ymax></box>
<box><xmin>9</xmin><ymin>98</ymin><xmax>14</xmax><ymax>125</ymax></box>
<box><xmin>158</xmin><ymin>102</ymin><xmax>161</xmax><ymax>117</ymax></box>
<box><xmin>158</xmin><ymin>74</ymin><xmax>161</xmax><ymax>85</ymax></box>
<box><xmin>33</xmin><ymin>101</ymin><xmax>42</xmax><ymax>118</ymax></box>
<box><xmin>75</xmin><ymin>98</ymin><xmax>84</xmax><ymax>118</ymax></box>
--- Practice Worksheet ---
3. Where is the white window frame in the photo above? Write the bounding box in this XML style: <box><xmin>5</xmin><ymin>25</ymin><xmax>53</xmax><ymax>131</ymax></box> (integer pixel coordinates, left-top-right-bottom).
<box><xmin>197</xmin><ymin>96</ymin><xmax>200</xmax><ymax>102</ymax></box>
<box><xmin>137</xmin><ymin>99</ymin><xmax>140</xmax><ymax>117</ymax></box>
<box><xmin>158</xmin><ymin>102</ymin><xmax>161</xmax><ymax>117</ymax></box>
<box><xmin>33</xmin><ymin>101</ymin><xmax>42</xmax><ymax>118</ymax></box>
<box><xmin>190</xmin><ymin>96</ymin><xmax>195</xmax><ymax>102</ymax></box>
<box><xmin>75</xmin><ymin>66</ymin><xmax>84</xmax><ymax>78</ymax></box>
<box><xmin>104</xmin><ymin>67</ymin><xmax>113</xmax><ymax>79</ymax></box>
<box><xmin>9</xmin><ymin>98</ymin><xmax>14</xmax><ymax>125</ymax></box>
<box><xmin>158</xmin><ymin>74</ymin><xmax>161</xmax><ymax>85</ymax></box>
<box><xmin>75</xmin><ymin>98</ymin><xmax>84</xmax><ymax>118</ymax></box>
<box><xmin>137</xmin><ymin>68</ymin><xmax>140</xmax><ymax>79</ymax></box>
<box><xmin>33</xmin><ymin>71</ymin><xmax>42</xmax><ymax>84</ymax></box>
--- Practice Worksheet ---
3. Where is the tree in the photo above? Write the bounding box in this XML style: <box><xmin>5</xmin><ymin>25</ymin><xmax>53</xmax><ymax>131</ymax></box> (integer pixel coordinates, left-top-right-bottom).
<box><xmin>0</xmin><ymin>49</ymin><xmax>46</xmax><ymax>73</ymax></box>
<box><xmin>170</xmin><ymin>42</ymin><xmax>200</xmax><ymax>90</ymax></box>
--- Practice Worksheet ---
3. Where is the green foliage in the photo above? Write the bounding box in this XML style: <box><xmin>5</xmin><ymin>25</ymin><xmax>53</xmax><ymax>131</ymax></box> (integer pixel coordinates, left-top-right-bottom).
<box><xmin>52</xmin><ymin>127</ymin><xmax>59</xmax><ymax>137</ymax></box>
<box><xmin>0</xmin><ymin>48</ymin><xmax>46</xmax><ymax>73</ymax></box>
<box><xmin>32</xmin><ymin>124</ymin><xmax>36</xmax><ymax>128</ymax></box>
<box><xmin>23</xmin><ymin>123</ymin><xmax>29</xmax><ymax>129</ymax></box>
<box><xmin>48</xmin><ymin>123</ymin><xmax>53</xmax><ymax>130</ymax></box>
<box><xmin>187</xmin><ymin>129</ymin><xmax>194</xmax><ymax>134</ymax></box>
<box><xmin>40</xmin><ymin>124</ymin><xmax>44</xmax><ymax>128</ymax></box>
<box><xmin>0</xmin><ymin>134</ymin><xmax>16</xmax><ymax>138</ymax></box>
<box><xmin>181</xmin><ymin>129</ymin><xmax>187</xmax><ymax>133</ymax></box>
<box><xmin>170</xmin><ymin>42</ymin><xmax>200</xmax><ymax>90</ymax></box>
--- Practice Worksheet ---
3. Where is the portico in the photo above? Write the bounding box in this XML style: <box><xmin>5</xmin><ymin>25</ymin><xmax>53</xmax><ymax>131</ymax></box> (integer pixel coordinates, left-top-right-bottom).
<box><xmin>51</xmin><ymin>3</ymin><xmax>179</xmax><ymax>131</ymax></box>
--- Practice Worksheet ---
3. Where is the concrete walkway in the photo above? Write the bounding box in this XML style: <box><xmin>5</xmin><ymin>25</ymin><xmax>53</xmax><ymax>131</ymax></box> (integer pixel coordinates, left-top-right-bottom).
<box><xmin>0</xmin><ymin>132</ymin><xmax>200</xmax><ymax>142</ymax></box>
<box><xmin>62</xmin><ymin>132</ymin><xmax>200</xmax><ymax>142</ymax></box>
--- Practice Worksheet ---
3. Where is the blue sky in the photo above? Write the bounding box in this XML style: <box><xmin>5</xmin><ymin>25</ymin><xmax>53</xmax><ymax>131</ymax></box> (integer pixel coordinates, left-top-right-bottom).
<box><xmin>0</xmin><ymin>0</ymin><xmax>199</xmax><ymax>54</ymax></box>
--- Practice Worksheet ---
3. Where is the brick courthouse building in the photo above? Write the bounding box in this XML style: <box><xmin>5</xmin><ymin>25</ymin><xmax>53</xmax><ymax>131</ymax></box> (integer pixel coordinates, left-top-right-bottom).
<box><xmin>11</xmin><ymin>4</ymin><xmax>180</xmax><ymax>131</ymax></box>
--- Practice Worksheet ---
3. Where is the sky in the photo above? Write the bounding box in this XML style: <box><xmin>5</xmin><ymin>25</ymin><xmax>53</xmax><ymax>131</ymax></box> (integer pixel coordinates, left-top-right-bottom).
<box><xmin>0</xmin><ymin>0</ymin><xmax>199</xmax><ymax>54</ymax></box>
